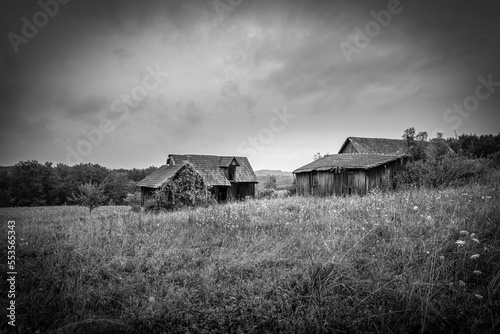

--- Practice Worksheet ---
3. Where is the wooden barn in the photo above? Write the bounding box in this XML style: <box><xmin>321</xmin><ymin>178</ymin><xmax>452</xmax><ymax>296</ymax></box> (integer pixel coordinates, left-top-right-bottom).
<box><xmin>293</xmin><ymin>137</ymin><xmax>411</xmax><ymax>196</ymax></box>
<box><xmin>137</xmin><ymin>154</ymin><xmax>258</xmax><ymax>205</ymax></box>
<box><xmin>294</xmin><ymin>153</ymin><xmax>407</xmax><ymax>196</ymax></box>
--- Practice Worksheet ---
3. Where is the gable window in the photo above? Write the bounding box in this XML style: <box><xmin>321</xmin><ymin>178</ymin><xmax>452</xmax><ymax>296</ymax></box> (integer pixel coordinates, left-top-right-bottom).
<box><xmin>228</xmin><ymin>165</ymin><xmax>236</xmax><ymax>181</ymax></box>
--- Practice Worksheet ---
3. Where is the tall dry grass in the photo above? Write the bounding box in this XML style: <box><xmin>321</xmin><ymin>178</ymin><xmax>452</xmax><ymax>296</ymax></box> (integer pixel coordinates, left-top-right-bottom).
<box><xmin>1</xmin><ymin>178</ymin><xmax>499</xmax><ymax>333</ymax></box>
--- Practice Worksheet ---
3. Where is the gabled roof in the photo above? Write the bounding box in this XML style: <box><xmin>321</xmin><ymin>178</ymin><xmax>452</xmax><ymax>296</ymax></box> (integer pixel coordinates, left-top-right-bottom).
<box><xmin>136</xmin><ymin>163</ymin><xmax>187</xmax><ymax>188</ymax></box>
<box><xmin>339</xmin><ymin>137</ymin><xmax>410</xmax><ymax>155</ymax></box>
<box><xmin>293</xmin><ymin>153</ymin><xmax>404</xmax><ymax>173</ymax></box>
<box><xmin>219</xmin><ymin>157</ymin><xmax>239</xmax><ymax>167</ymax></box>
<box><xmin>138</xmin><ymin>154</ymin><xmax>258</xmax><ymax>188</ymax></box>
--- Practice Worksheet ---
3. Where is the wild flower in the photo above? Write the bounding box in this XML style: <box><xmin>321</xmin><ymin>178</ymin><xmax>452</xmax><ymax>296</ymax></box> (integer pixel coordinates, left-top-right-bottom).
<box><xmin>439</xmin><ymin>255</ymin><xmax>445</xmax><ymax>261</ymax></box>
<box><xmin>460</xmin><ymin>230</ymin><xmax>469</xmax><ymax>236</ymax></box>
<box><xmin>458</xmin><ymin>280</ymin><xmax>466</xmax><ymax>287</ymax></box>
<box><xmin>475</xmin><ymin>294</ymin><xmax>483</xmax><ymax>299</ymax></box>
<box><xmin>455</xmin><ymin>240</ymin><xmax>466</xmax><ymax>246</ymax></box>
<box><xmin>470</xmin><ymin>254</ymin><xmax>480</xmax><ymax>260</ymax></box>
<box><xmin>473</xmin><ymin>270</ymin><xmax>482</xmax><ymax>275</ymax></box>
<box><xmin>413</xmin><ymin>206</ymin><xmax>418</xmax><ymax>211</ymax></box>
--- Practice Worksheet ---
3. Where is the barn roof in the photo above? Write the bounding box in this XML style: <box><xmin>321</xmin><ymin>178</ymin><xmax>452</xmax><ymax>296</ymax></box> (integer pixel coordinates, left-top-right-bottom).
<box><xmin>293</xmin><ymin>153</ymin><xmax>404</xmax><ymax>173</ymax></box>
<box><xmin>136</xmin><ymin>163</ymin><xmax>187</xmax><ymax>188</ymax></box>
<box><xmin>339</xmin><ymin>137</ymin><xmax>410</xmax><ymax>155</ymax></box>
<box><xmin>138</xmin><ymin>154</ymin><xmax>258</xmax><ymax>188</ymax></box>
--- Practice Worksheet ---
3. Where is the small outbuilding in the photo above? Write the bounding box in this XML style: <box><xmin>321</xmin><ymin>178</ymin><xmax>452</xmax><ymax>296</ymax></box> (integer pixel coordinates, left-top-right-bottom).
<box><xmin>293</xmin><ymin>137</ymin><xmax>413</xmax><ymax>196</ymax></box>
<box><xmin>294</xmin><ymin>153</ymin><xmax>406</xmax><ymax>196</ymax></box>
<box><xmin>137</xmin><ymin>154</ymin><xmax>258</xmax><ymax>205</ymax></box>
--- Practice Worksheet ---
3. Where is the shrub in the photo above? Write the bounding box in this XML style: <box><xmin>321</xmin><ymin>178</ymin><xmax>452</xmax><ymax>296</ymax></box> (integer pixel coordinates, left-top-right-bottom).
<box><xmin>124</xmin><ymin>192</ymin><xmax>141</xmax><ymax>206</ymax></box>
<box><xmin>395</xmin><ymin>154</ymin><xmax>491</xmax><ymax>189</ymax></box>
<box><xmin>259</xmin><ymin>188</ymin><xmax>278</xmax><ymax>199</ymax></box>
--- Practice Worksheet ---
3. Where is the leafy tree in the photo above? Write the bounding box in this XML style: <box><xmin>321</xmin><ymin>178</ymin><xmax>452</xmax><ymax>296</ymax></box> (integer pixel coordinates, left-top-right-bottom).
<box><xmin>313</xmin><ymin>152</ymin><xmax>330</xmax><ymax>161</ymax></box>
<box><xmin>313</xmin><ymin>153</ymin><xmax>322</xmax><ymax>161</ymax></box>
<box><xmin>9</xmin><ymin>160</ymin><xmax>56</xmax><ymax>206</ymax></box>
<box><xmin>264</xmin><ymin>175</ymin><xmax>277</xmax><ymax>190</ymax></box>
<box><xmin>72</xmin><ymin>163</ymin><xmax>109</xmax><ymax>186</ymax></box>
<box><xmin>402</xmin><ymin>127</ymin><xmax>428</xmax><ymax>161</ymax></box>
<box><xmin>0</xmin><ymin>168</ymin><xmax>10</xmax><ymax>207</ymax></box>
<box><xmin>52</xmin><ymin>163</ymin><xmax>77</xmax><ymax>205</ymax></box>
<box><xmin>70</xmin><ymin>182</ymin><xmax>107</xmax><ymax>215</ymax></box>
<box><xmin>103</xmin><ymin>171</ymin><xmax>129</xmax><ymax>205</ymax></box>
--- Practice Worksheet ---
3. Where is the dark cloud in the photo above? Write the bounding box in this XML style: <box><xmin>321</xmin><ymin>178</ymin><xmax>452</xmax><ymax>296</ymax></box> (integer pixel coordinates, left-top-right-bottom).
<box><xmin>0</xmin><ymin>0</ymin><xmax>499</xmax><ymax>169</ymax></box>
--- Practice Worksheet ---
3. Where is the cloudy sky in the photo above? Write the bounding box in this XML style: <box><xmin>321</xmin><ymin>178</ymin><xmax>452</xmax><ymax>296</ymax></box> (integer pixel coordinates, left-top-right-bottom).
<box><xmin>1</xmin><ymin>0</ymin><xmax>499</xmax><ymax>171</ymax></box>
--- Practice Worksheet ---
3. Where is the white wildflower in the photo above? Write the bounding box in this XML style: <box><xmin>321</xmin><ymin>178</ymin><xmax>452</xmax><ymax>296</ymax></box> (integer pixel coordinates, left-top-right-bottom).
<box><xmin>455</xmin><ymin>240</ymin><xmax>466</xmax><ymax>246</ymax></box>
<box><xmin>473</xmin><ymin>270</ymin><xmax>482</xmax><ymax>275</ymax></box>
<box><xmin>470</xmin><ymin>254</ymin><xmax>480</xmax><ymax>260</ymax></box>
<box><xmin>413</xmin><ymin>206</ymin><xmax>418</xmax><ymax>211</ymax></box>
<box><xmin>460</xmin><ymin>230</ymin><xmax>469</xmax><ymax>236</ymax></box>
<box><xmin>458</xmin><ymin>280</ymin><xmax>466</xmax><ymax>287</ymax></box>
<box><xmin>475</xmin><ymin>294</ymin><xmax>483</xmax><ymax>299</ymax></box>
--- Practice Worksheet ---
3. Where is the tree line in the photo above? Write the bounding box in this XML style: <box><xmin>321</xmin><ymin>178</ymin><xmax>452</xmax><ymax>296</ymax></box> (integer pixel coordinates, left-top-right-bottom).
<box><xmin>0</xmin><ymin>161</ymin><xmax>157</xmax><ymax>207</ymax></box>
<box><xmin>0</xmin><ymin>131</ymin><xmax>499</xmax><ymax>207</ymax></box>
<box><xmin>393</xmin><ymin>129</ymin><xmax>500</xmax><ymax>188</ymax></box>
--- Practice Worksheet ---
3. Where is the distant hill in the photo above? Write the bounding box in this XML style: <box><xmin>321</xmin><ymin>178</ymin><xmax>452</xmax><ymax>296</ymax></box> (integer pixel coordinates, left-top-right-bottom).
<box><xmin>254</xmin><ymin>169</ymin><xmax>292</xmax><ymax>177</ymax></box>
<box><xmin>254</xmin><ymin>170</ymin><xmax>294</xmax><ymax>191</ymax></box>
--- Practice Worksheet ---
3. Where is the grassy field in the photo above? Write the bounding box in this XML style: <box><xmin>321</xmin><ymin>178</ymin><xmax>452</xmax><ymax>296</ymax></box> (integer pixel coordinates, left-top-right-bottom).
<box><xmin>1</xmin><ymin>178</ymin><xmax>500</xmax><ymax>333</ymax></box>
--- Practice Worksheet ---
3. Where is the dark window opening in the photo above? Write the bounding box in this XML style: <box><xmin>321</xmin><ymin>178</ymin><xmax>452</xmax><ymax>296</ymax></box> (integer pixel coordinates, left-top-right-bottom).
<box><xmin>228</xmin><ymin>166</ymin><xmax>236</xmax><ymax>181</ymax></box>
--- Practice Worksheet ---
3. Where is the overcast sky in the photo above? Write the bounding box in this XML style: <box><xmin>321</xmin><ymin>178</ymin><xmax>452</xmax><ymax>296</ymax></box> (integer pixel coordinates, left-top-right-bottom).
<box><xmin>1</xmin><ymin>0</ymin><xmax>499</xmax><ymax>171</ymax></box>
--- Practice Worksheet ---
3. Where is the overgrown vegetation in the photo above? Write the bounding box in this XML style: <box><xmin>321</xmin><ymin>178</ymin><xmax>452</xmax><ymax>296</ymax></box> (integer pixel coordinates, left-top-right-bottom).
<box><xmin>145</xmin><ymin>163</ymin><xmax>215</xmax><ymax>212</ymax></box>
<box><xmin>394</xmin><ymin>128</ymin><xmax>499</xmax><ymax>189</ymax></box>
<box><xmin>2</xmin><ymin>171</ymin><xmax>499</xmax><ymax>333</ymax></box>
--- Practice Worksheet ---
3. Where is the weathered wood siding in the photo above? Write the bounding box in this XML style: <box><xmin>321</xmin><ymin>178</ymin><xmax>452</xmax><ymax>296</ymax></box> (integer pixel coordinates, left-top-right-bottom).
<box><xmin>295</xmin><ymin>159</ymin><xmax>404</xmax><ymax>197</ymax></box>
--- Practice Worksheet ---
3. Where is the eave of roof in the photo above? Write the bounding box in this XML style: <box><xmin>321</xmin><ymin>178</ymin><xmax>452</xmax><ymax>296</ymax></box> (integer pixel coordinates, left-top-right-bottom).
<box><xmin>293</xmin><ymin>153</ymin><xmax>407</xmax><ymax>174</ymax></box>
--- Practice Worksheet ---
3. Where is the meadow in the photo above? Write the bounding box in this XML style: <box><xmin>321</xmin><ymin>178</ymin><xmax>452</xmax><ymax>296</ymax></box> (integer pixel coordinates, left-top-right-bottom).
<box><xmin>1</xmin><ymin>177</ymin><xmax>500</xmax><ymax>333</ymax></box>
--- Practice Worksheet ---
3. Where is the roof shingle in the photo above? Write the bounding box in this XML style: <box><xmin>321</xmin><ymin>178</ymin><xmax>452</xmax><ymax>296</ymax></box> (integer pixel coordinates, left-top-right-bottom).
<box><xmin>339</xmin><ymin>137</ymin><xmax>410</xmax><ymax>155</ymax></box>
<box><xmin>293</xmin><ymin>153</ymin><xmax>404</xmax><ymax>173</ymax></box>
<box><xmin>136</xmin><ymin>163</ymin><xmax>186</xmax><ymax>188</ymax></box>
<box><xmin>138</xmin><ymin>154</ymin><xmax>258</xmax><ymax>189</ymax></box>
